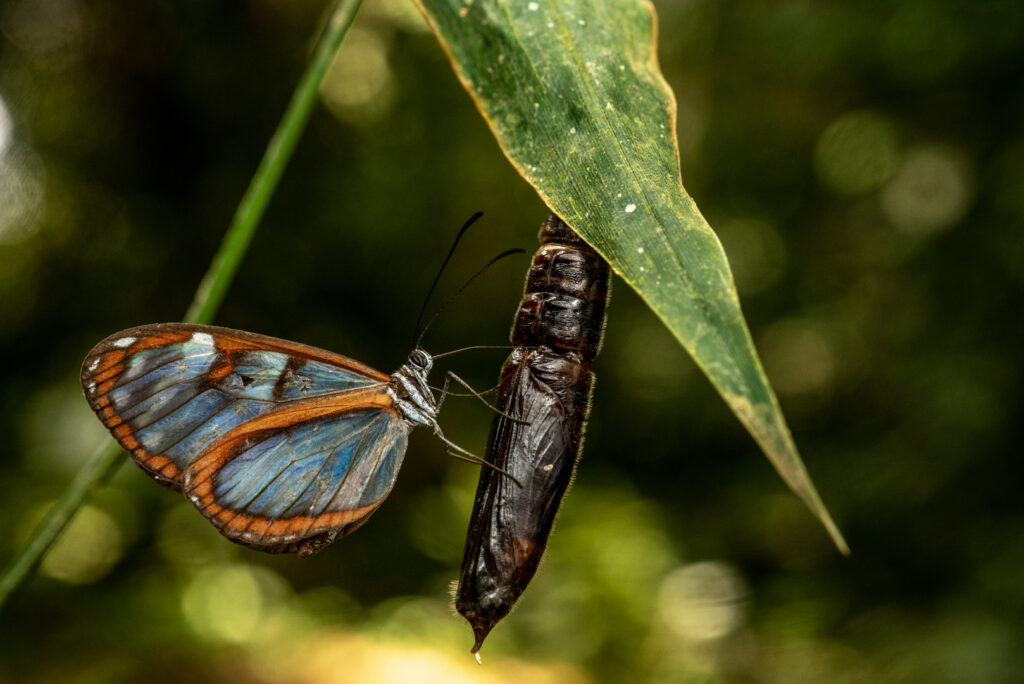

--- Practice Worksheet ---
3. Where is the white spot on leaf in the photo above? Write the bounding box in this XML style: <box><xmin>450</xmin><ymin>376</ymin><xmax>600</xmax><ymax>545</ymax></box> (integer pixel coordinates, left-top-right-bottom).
<box><xmin>625</xmin><ymin>203</ymin><xmax>637</xmax><ymax>213</ymax></box>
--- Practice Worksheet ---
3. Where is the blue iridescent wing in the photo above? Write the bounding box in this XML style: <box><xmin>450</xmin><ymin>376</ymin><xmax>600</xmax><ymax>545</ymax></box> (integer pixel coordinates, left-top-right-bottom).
<box><xmin>81</xmin><ymin>323</ymin><xmax>407</xmax><ymax>555</ymax></box>
<box><xmin>184</xmin><ymin>395</ymin><xmax>408</xmax><ymax>555</ymax></box>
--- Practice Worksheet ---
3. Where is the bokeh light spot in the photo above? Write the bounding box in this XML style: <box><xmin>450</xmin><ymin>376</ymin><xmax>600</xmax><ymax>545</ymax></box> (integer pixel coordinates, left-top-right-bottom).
<box><xmin>181</xmin><ymin>563</ymin><xmax>290</xmax><ymax>644</ymax></box>
<box><xmin>23</xmin><ymin>383</ymin><xmax>107</xmax><ymax>474</ymax></box>
<box><xmin>295</xmin><ymin>631</ymin><xmax>588</xmax><ymax>684</ymax></box>
<box><xmin>38</xmin><ymin>504</ymin><xmax>123</xmax><ymax>585</ymax></box>
<box><xmin>0</xmin><ymin>149</ymin><xmax>45</xmax><ymax>244</ymax></box>
<box><xmin>0</xmin><ymin>0</ymin><xmax>92</xmax><ymax>65</ymax></box>
<box><xmin>156</xmin><ymin>501</ymin><xmax>233</xmax><ymax>573</ymax></box>
<box><xmin>814</xmin><ymin>110</ymin><xmax>899</xmax><ymax>196</ymax></box>
<box><xmin>760</xmin><ymin>318</ymin><xmax>835</xmax><ymax>399</ymax></box>
<box><xmin>657</xmin><ymin>561</ymin><xmax>748</xmax><ymax>641</ymax></box>
<box><xmin>319</xmin><ymin>26</ymin><xmax>394</xmax><ymax>124</ymax></box>
<box><xmin>881</xmin><ymin>145</ymin><xmax>973</xmax><ymax>235</ymax></box>
<box><xmin>880</xmin><ymin>1</ymin><xmax>966</xmax><ymax>83</ymax></box>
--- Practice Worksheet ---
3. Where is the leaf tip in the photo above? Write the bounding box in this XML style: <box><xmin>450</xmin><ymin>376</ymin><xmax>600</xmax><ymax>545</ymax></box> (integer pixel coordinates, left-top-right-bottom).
<box><xmin>821</xmin><ymin>510</ymin><xmax>851</xmax><ymax>556</ymax></box>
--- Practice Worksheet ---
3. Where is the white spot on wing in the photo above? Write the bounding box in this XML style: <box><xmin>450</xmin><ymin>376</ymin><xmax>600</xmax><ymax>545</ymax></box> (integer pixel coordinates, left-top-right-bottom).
<box><xmin>191</xmin><ymin>332</ymin><xmax>215</xmax><ymax>346</ymax></box>
<box><xmin>113</xmin><ymin>337</ymin><xmax>136</xmax><ymax>348</ymax></box>
<box><xmin>87</xmin><ymin>382</ymin><xmax>96</xmax><ymax>394</ymax></box>
<box><xmin>87</xmin><ymin>358</ymin><xmax>99</xmax><ymax>371</ymax></box>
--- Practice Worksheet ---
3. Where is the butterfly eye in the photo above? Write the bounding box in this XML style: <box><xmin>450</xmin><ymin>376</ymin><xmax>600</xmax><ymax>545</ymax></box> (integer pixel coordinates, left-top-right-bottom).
<box><xmin>410</xmin><ymin>349</ymin><xmax>432</xmax><ymax>370</ymax></box>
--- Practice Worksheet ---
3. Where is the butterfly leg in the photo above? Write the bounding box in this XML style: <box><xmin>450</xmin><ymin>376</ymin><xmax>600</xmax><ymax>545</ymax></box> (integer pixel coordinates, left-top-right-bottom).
<box><xmin>435</xmin><ymin>372</ymin><xmax>454</xmax><ymax>413</ymax></box>
<box><xmin>439</xmin><ymin>441</ymin><xmax>524</xmax><ymax>489</ymax></box>
<box><xmin>444</xmin><ymin>370</ymin><xmax>529</xmax><ymax>425</ymax></box>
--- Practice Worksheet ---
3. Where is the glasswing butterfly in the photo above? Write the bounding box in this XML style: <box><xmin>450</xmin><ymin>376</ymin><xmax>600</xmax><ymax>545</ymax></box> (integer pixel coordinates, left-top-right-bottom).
<box><xmin>455</xmin><ymin>214</ymin><xmax>611</xmax><ymax>654</ymax></box>
<box><xmin>80</xmin><ymin>215</ymin><xmax>518</xmax><ymax>558</ymax></box>
<box><xmin>81</xmin><ymin>324</ymin><xmax>446</xmax><ymax>557</ymax></box>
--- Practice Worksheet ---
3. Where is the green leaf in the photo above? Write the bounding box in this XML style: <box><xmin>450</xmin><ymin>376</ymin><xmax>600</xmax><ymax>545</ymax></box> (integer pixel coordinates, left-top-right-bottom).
<box><xmin>414</xmin><ymin>0</ymin><xmax>848</xmax><ymax>553</ymax></box>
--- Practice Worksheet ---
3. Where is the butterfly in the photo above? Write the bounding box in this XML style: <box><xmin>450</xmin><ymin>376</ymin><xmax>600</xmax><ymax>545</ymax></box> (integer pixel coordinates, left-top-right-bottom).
<box><xmin>455</xmin><ymin>214</ymin><xmax>611</xmax><ymax>654</ymax></box>
<box><xmin>81</xmin><ymin>323</ymin><xmax>464</xmax><ymax>557</ymax></box>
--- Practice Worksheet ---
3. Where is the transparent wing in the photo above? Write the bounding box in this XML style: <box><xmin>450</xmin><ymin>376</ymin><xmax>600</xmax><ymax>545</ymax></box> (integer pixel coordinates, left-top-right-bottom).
<box><xmin>184</xmin><ymin>402</ymin><xmax>409</xmax><ymax>555</ymax></box>
<box><xmin>81</xmin><ymin>323</ymin><xmax>390</xmax><ymax>488</ymax></box>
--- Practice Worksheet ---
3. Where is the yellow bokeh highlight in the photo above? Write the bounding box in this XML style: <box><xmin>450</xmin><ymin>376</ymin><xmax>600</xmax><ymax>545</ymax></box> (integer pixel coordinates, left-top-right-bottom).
<box><xmin>319</xmin><ymin>27</ymin><xmax>394</xmax><ymax>124</ymax></box>
<box><xmin>181</xmin><ymin>563</ymin><xmax>291</xmax><ymax>644</ymax></box>
<box><xmin>38</xmin><ymin>504</ymin><xmax>124</xmax><ymax>585</ymax></box>
<box><xmin>657</xmin><ymin>561</ymin><xmax>747</xmax><ymax>642</ymax></box>
<box><xmin>266</xmin><ymin>631</ymin><xmax>590</xmax><ymax>684</ymax></box>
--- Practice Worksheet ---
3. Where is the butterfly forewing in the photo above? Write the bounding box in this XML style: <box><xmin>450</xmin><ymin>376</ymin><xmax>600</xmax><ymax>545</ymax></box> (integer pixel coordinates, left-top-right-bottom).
<box><xmin>81</xmin><ymin>323</ymin><xmax>406</xmax><ymax>555</ymax></box>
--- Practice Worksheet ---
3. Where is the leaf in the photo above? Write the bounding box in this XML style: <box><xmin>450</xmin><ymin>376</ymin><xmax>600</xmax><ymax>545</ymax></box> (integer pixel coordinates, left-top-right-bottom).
<box><xmin>413</xmin><ymin>0</ymin><xmax>849</xmax><ymax>553</ymax></box>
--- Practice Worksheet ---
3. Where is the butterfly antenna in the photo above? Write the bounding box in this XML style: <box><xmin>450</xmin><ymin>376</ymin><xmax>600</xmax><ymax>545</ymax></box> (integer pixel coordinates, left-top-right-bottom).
<box><xmin>413</xmin><ymin>211</ymin><xmax>484</xmax><ymax>347</ymax></box>
<box><xmin>415</xmin><ymin>247</ymin><xmax>526</xmax><ymax>348</ymax></box>
<box><xmin>431</xmin><ymin>345</ymin><xmax>514</xmax><ymax>360</ymax></box>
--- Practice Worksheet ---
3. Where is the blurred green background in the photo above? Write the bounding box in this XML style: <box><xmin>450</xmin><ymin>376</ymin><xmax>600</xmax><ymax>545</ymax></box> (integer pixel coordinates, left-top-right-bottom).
<box><xmin>2</xmin><ymin>0</ymin><xmax>1022</xmax><ymax>682</ymax></box>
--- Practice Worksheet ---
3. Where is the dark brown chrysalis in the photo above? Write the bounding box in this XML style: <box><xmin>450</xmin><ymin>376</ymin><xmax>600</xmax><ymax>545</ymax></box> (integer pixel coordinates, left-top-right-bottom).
<box><xmin>455</xmin><ymin>213</ymin><xmax>611</xmax><ymax>654</ymax></box>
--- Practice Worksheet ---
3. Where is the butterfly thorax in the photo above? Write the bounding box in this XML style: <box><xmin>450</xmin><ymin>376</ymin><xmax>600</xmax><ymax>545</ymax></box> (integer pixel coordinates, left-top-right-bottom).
<box><xmin>388</xmin><ymin>349</ymin><xmax>437</xmax><ymax>428</ymax></box>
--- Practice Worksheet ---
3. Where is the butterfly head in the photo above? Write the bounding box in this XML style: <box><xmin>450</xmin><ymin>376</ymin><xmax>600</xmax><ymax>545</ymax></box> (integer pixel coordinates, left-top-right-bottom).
<box><xmin>408</xmin><ymin>348</ymin><xmax>433</xmax><ymax>373</ymax></box>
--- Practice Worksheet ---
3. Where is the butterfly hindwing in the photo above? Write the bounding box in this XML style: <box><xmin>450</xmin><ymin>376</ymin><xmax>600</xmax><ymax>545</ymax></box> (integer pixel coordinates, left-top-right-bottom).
<box><xmin>81</xmin><ymin>323</ymin><xmax>406</xmax><ymax>555</ymax></box>
<box><xmin>183</xmin><ymin>387</ymin><xmax>408</xmax><ymax>555</ymax></box>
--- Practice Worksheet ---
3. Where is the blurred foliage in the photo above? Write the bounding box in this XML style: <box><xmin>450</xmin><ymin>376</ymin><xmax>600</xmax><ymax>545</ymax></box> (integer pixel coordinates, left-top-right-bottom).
<box><xmin>0</xmin><ymin>0</ymin><xmax>1022</xmax><ymax>682</ymax></box>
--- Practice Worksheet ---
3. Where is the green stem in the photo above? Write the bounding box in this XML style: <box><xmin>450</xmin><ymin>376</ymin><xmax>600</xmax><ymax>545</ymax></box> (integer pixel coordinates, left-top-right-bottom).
<box><xmin>0</xmin><ymin>0</ymin><xmax>364</xmax><ymax>609</ymax></box>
